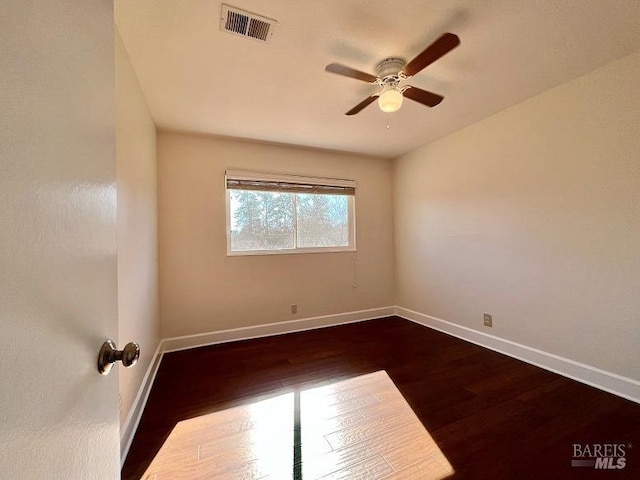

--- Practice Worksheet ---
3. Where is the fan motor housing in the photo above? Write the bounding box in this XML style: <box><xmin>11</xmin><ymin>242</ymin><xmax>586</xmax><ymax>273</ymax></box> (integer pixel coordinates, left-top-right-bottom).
<box><xmin>375</xmin><ymin>57</ymin><xmax>406</xmax><ymax>78</ymax></box>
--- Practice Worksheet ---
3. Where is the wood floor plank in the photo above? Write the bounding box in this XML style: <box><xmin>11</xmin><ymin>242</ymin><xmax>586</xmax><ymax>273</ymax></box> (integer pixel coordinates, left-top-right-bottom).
<box><xmin>300</xmin><ymin>443</ymin><xmax>382</xmax><ymax>479</ymax></box>
<box><xmin>381</xmin><ymin>433</ymin><xmax>447</xmax><ymax>472</ymax></box>
<box><xmin>324</xmin><ymin>409</ymin><xmax>416</xmax><ymax>451</ymax></box>
<box><xmin>316</xmin><ymin>454</ymin><xmax>393</xmax><ymax>480</ymax></box>
<box><xmin>300</xmin><ymin>416</ymin><xmax>431</xmax><ymax>479</ymax></box>
<box><xmin>381</xmin><ymin>457</ymin><xmax>452</xmax><ymax>480</ymax></box>
<box><xmin>358</xmin><ymin>398</ymin><xmax>410</xmax><ymax>421</ymax></box>
<box><xmin>301</xmin><ymin>409</ymin><xmax>366</xmax><ymax>444</ymax></box>
<box><xmin>302</xmin><ymin>391</ymin><xmax>381</xmax><ymax>419</ymax></box>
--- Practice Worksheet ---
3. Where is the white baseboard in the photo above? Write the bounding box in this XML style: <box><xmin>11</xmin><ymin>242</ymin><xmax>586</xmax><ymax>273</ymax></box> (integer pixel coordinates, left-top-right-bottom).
<box><xmin>120</xmin><ymin>306</ymin><xmax>395</xmax><ymax>464</ymax></box>
<box><xmin>120</xmin><ymin>342</ymin><xmax>164</xmax><ymax>467</ymax></box>
<box><xmin>395</xmin><ymin>306</ymin><xmax>640</xmax><ymax>404</ymax></box>
<box><xmin>161</xmin><ymin>306</ymin><xmax>396</xmax><ymax>353</ymax></box>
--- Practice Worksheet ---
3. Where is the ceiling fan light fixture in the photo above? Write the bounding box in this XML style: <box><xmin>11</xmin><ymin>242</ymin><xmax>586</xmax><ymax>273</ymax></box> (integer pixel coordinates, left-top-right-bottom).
<box><xmin>325</xmin><ymin>33</ymin><xmax>460</xmax><ymax>116</ymax></box>
<box><xmin>378</xmin><ymin>88</ymin><xmax>403</xmax><ymax>113</ymax></box>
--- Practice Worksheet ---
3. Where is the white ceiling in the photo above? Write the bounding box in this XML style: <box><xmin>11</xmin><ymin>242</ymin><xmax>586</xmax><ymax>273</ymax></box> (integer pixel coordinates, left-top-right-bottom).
<box><xmin>115</xmin><ymin>0</ymin><xmax>640</xmax><ymax>159</ymax></box>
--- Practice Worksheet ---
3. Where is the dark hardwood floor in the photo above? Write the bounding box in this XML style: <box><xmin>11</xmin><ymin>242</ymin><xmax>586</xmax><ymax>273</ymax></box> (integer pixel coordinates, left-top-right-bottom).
<box><xmin>122</xmin><ymin>317</ymin><xmax>640</xmax><ymax>479</ymax></box>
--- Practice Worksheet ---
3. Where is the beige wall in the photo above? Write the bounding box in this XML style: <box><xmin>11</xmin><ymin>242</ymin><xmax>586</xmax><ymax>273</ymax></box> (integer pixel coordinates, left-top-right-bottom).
<box><xmin>394</xmin><ymin>51</ymin><xmax>640</xmax><ymax>381</ymax></box>
<box><xmin>116</xmin><ymin>30</ymin><xmax>159</xmax><ymax>427</ymax></box>
<box><xmin>157</xmin><ymin>132</ymin><xmax>394</xmax><ymax>337</ymax></box>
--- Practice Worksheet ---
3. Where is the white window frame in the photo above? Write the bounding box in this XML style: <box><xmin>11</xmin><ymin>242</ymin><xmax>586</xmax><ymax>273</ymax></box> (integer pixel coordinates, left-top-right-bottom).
<box><xmin>225</xmin><ymin>170</ymin><xmax>356</xmax><ymax>256</ymax></box>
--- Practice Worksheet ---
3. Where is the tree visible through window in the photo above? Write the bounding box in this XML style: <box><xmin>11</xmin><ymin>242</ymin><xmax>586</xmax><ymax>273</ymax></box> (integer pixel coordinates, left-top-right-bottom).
<box><xmin>231</xmin><ymin>191</ymin><xmax>294</xmax><ymax>251</ymax></box>
<box><xmin>226</xmin><ymin>171</ymin><xmax>355</xmax><ymax>254</ymax></box>
<box><xmin>296</xmin><ymin>193</ymin><xmax>349</xmax><ymax>248</ymax></box>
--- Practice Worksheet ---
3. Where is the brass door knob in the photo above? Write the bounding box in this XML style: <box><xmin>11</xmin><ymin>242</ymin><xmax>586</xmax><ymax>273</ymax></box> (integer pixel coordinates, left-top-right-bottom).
<box><xmin>97</xmin><ymin>340</ymin><xmax>140</xmax><ymax>375</ymax></box>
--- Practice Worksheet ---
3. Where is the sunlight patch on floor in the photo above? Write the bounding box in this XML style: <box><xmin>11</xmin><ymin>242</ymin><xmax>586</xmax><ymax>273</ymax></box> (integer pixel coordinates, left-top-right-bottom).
<box><xmin>141</xmin><ymin>370</ymin><xmax>454</xmax><ymax>479</ymax></box>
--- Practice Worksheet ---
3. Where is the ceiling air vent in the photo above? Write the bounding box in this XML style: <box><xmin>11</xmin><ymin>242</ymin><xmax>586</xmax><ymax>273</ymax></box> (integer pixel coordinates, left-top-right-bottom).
<box><xmin>221</xmin><ymin>4</ymin><xmax>276</xmax><ymax>43</ymax></box>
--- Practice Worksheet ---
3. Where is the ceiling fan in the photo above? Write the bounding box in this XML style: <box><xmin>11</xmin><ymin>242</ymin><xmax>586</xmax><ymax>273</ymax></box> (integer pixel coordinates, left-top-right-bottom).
<box><xmin>325</xmin><ymin>33</ymin><xmax>460</xmax><ymax>115</ymax></box>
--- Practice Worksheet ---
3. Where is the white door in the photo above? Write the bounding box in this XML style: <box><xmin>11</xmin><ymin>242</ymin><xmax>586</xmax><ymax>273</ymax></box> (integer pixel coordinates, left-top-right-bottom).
<box><xmin>0</xmin><ymin>1</ymin><xmax>120</xmax><ymax>478</ymax></box>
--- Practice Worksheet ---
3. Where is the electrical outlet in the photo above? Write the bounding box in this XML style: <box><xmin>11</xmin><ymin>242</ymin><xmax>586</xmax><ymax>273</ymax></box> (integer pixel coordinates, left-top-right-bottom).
<box><xmin>290</xmin><ymin>304</ymin><xmax>297</xmax><ymax>314</ymax></box>
<box><xmin>483</xmin><ymin>313</ymin><xmax>493</xmax><ymax>327</ymax></box>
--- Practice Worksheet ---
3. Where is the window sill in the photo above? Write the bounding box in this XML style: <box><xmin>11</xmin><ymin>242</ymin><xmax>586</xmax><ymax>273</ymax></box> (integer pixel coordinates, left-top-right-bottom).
<box><xmin>227</xmin><ymin>247</ymin><xmax>357</xmax><ymax>257</ymax></box>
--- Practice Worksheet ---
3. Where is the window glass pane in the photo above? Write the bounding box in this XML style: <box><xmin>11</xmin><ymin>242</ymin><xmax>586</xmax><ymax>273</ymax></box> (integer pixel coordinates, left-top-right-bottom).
<box><xmin>230</xmin><ymin>190</ymin><xmax>294</xmax><ymax>251</ymax></box>
<box><xmin>296</xmin><ymin>194</ymin><xmax>349</xmax><ymax>248</ymax></box>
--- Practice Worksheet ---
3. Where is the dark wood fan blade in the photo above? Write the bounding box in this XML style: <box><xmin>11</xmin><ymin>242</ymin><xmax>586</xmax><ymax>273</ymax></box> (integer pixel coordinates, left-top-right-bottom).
<box><xmin>403</xmin><ymin>86</ymin><xmax>444</xmax><ymax>107</ymax></box>
<box><xmin>346</xmin><ymin>95</ymin><xmax>378</xmax><ymax>115</ymax></box>
<box><xmin>325</xmin><ymin>63</ymin><xmax>378</xmax><ymax>83</ymax></box>
<box><xmin>402</xmin><ymin>33</ymin><xmax>460</xmax><ymax>77</ymax></box>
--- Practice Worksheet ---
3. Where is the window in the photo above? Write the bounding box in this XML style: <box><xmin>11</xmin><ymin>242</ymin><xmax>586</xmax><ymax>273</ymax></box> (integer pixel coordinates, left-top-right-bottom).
<box><xmin>226</xmin><ymin>170</ymin><xmax>356</xmax><ymax>255</ymax></box>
